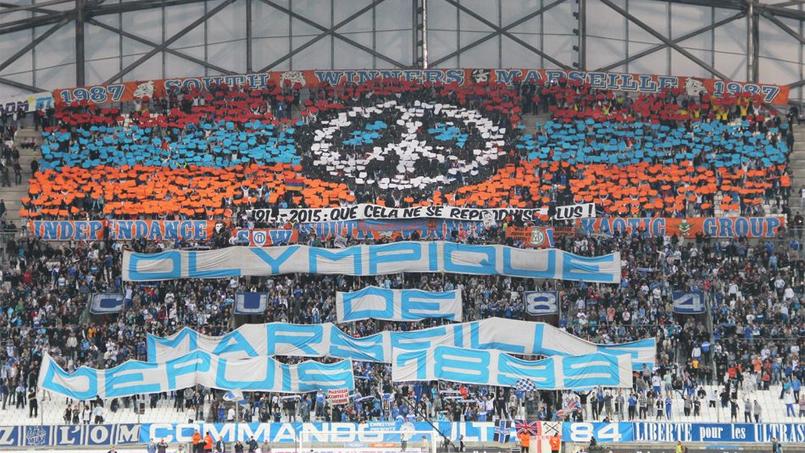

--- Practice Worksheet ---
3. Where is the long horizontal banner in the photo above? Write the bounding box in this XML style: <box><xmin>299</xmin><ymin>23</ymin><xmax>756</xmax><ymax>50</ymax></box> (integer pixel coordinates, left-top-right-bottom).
<box><xmin>138</xmin><ymin>421</ymin><xmax>534</xmax><ymax>445</ymax></box>
<box><xmin>30</xmin><ymin>216</ymin><xmax>785</xmax><ymax>242</ymax></box>
<box><xmin>631</xmin><ymin>422</ymin><xmax>805</xmax><ymax>443</ymax></box>
<box><xmin>53</xmin><ymin>68</ymin><xmax>789</xmax><ymax>106</ymax></box>
<box><xmin>146</xmin><ymin>318</ymin><xmax>656</xmax><ymax>370</ymax></box>
<box><xmin>38</xmin><ymin>350</ymin><xmax>354</xmax><ymax>401</ymax></box>
<box><xmin>248</xmin><ymin>203</ymin><xmax>595</xmax><ymax>224</ymax></box>
<box><xmin>299</xmin><ymin>219</ymin><xmax>524</xmax><ymax>243</ymax></box>
<box><xmin>0</xmin><ymin>424</ymin><xmax>141</xmax><ymax>448</ymax></box>
<box><xmin>392</xmin><ymin>346</ymin><xmax>632</xmax><ymax>390</ymax></box>
<box><xmin>336</xmin><ymin>286</ymin><xmax>462</xmax><ymax>322</ymax></box>
<box><xmin>5</xmin><ymin>422</ymin><xmax>802</xmax><ymax>447</ymax></box>
<box><xmin>575</xmin><ymin>216</ymin><xmax>785</xmax><ymax>239</ymax></box>
<box><xmin>28</xmin><ymin>219</ymin><xmax>225</xmax><ymax>242</ymax></box>
<box><xmin>122</xmin><ymin>241</ymin><xmax>621</xmax><ymax>283</ymax></box>
<box><xmin>28</xmin><ymin>219</ymin><xmax>552</xmax><ymax>245</ymax></box>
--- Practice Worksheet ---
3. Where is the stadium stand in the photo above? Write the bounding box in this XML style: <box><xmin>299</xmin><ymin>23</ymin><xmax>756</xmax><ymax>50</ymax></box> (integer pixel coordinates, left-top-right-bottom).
<box><xmin>19</xmin><ymin>79</ymin><xmax>795</xmax><ymax>219</ymax></box>
<box><xmin>0</xmin><ymin>75</ymin><xmax>801</xmax><ymax>443</ymax></box>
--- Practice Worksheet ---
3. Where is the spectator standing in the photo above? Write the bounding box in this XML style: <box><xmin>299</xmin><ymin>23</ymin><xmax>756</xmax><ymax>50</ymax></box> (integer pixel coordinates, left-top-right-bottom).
<box><xmin>743</xmin><ymin>397</ymin><xmax>752</xmax><ymax>423</ymax></box>
<box><xmin>754</xmin><ymin>400</ymin><xmax>762</xmax><ymax>423</ymax></box>
<box><xmin>92</xmin><ymin>404</ymin><xmax>103</xmax><ymax>424</ymax></box>
<box><xmin>27</xmin><ymin>388</ymin><xmax>37</xmax><ymax>418</ymax></box>
<box><xmin>204</xmin><ymin>432</ymin><xmax>213</xmax><ymax>453</ymax></box>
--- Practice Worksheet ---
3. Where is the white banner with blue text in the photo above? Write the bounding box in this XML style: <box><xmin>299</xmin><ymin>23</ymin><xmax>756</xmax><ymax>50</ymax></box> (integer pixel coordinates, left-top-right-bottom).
<box><xmin>122</xmin><ymin>241</ymin><xmax>621</xmax><ymax>283</ymax></box>
<box><xmin>392</xmin><ymin>346</ymin><xmax>633</xmax><ymax>390</ymax></box>
<box><xmin>37</xmin><ymin>350</ymin><xmax>354</xmax><ymax>401</ymax></box>
<box><xmin>336</xmin><ymin>286</ymin><xmax>462</xmax><ymax>322</ymax></box>
<box><xmin>523</xmin><ymin>291</ymin><xmax>559</xmax><ymax>316</ymax></box>
<box><xmin>4</xmin><ymin>421</ymin><xmax>803</xmax><ymax>447</ymax></box>
<box><xmin>248</xmin><ymin>203</ymin><xmax>596</xmax><ymax>224</ymax></box>
<box><xmin>88</xmin><ymin>293</ymin><xmax>125</xmax><ymax>315</ymax></box>
<box><xmin>146</xmin><ymin>318</ymin><xmax>655</xmax><ymax>370</ymax></box>
<box><xmin>234</xmin><ymin>292</ymin><xmax>269</xmax><ymax>315</ymax></box>
<box><xmin>672</xmin><ymin>290</ymin><xmax>706</xmax><ymax>314</ymax></box>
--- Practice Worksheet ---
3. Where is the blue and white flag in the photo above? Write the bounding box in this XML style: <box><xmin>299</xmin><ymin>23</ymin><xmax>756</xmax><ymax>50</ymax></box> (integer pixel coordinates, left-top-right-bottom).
<box><xmin>672</xmin><ymin>290</ymin><xmax>705</xmax><ymax>314</ymax></box>
<box><xmin>234</xmin><ymin>292</ymin><xmax>268</xmax><ymax>315</ymax></box>
<box><xmin>88</xmin><ymin>293</ymin><xmax>125</xmax><ymax>315</ymax></box>
<box><xmin>38</xmin><ymin>350</ymin><xmax>354</xmax><ymax>401</ymax></box>
<box><xmin>122</xmin><ymin>241</ymin><xmax>621</xmax><ymax>284</ymax></box>
<box><xmin>223</xmin><ymin>390</ymin><xmax>244</xmax><ymax>402</ymax></box>
<box><xmin>336</xmin><ymin>286</ymin><xmax>462</xmax><ymax>322</ymax></box>
<box><xmin>392</xmin><ymin>345</ymin><xmax>633</xmax><ymax>390</ymax></box>
<box><xmin>523</xmin><ymin>291</ymin><xmax>559</xmax><ymax>316</ymax></box>
<box><xmin>494</xmin><ymin>419</ymin><xmax>512</xmax><ymax>443</ymax></box>
<box><xmin>146</xmin><ymin>318</ymin><xmax>657</xmax><ymax>370</ymax></box>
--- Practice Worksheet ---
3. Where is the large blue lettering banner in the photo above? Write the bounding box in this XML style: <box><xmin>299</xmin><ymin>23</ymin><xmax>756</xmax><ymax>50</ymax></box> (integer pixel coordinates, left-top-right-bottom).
<box><xmin>562</xmin><ymin>422</ymin><xmax>635</xmax><ymax>443</ymax></box>
<box><xmin>392</xmin><ymin>346</ymin><xmax>633</xmax><ymax>390</ymax></box>
<box><xmin>37</xmin><ymin>350</ymin><xmax>354</xmax><ymax>400</ymax></box>
<box><xmin>672</xmin><ymin>290</ymin><xmax>705</xmax><ymax>314</ymax></box>
<box><xmin>632</xmin><ymin>423</ymin><xmax>805</xmax><ymax>443</ymax></box>
<box><xmin>138</xmin><ymin>421</ymin><xmax>559</xmax><ymax>444</ymax></box>
<box><xmin>0</xmin><ymin>424</ymin><xmax>140</xmax><ymax>448</ymax></box>
<box><xmin>1</xmin><ymin>422</ymin><xmax>801</xmax><ymax>447</ymax></box>
<box><xmin>122</xmin><ymin>241</ymin><xmax>621</xmax><ymax>283</ymax></box>
<box><xmin>336</xmin><ymin>286</ymin><xmax>463</xmax><ymax>322</ymax></box>
<box><xmin>146</xmin><ymin>318</ymin><xmax>656</xmax><ymax>370</ymax></box>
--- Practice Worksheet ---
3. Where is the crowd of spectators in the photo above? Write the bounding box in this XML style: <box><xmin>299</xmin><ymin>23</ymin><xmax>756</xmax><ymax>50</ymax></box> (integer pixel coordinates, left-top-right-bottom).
<box><xmin>0</xmin><ymin>110</ymin><xmax>23</xmax><ymax>188</ymax></box>
<box><xmin>19</xmin><ymin>76</ymin><xmax>797</xmax><ymax>220</ymax></box>
<box><xmin>0</xmin><ymin>217</ymin><xmax>802</xmax><ymax>424</ymax></box>
<box><xmin>0</xmin><ymin>75</ymin><xmax>802</xmax><ymax>428</ymax></box>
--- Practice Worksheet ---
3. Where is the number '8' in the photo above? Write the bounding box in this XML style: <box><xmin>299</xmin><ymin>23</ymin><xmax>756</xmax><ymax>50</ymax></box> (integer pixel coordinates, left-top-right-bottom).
<box><xmin>89</xmin><ymin>86</ymin><xmax>107</xmax><ymax>102</ymax></box>
<box><xmin>434</xmin><ymin>347</ymin><xmax>490</xmax><ymax>383</ymax></box>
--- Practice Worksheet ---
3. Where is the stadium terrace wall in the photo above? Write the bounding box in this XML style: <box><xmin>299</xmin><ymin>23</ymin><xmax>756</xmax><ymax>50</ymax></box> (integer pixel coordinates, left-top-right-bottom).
<box><xmin>0</xmin><ymin>423</ymin><xmax>802</xmax><ymax>448</ymax></box>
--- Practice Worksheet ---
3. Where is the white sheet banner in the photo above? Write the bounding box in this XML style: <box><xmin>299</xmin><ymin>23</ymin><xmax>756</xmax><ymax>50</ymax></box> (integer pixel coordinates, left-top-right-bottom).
<box><xmin>248</xmin><ymin>203</ymin><xmax>596</xmax><ymax>224</ymax></box>
<box><xmin>38</xmin><ymin>350</ymin><xmax>354</xmax><ymax>401</ymax></box>
<box><xmin>122</xmin><ymin>241</ymin><xmax>621</xmax><ymax>283</ymax></box>
<box><xmin>392</xmin><ymin>346</ymin><xmax>633</xmax><ymax>390</ymax></box>
<box><xmin>336</xmin><ymin>286</ymin><xmax>462</xmax><ymax>322</ymax></box>
<box><xmin>88</xmin><ymin>293</ymin><xmax>125</xmax><ymax>315</ymax></box>
<box><xmin>523</xmin><ymin>291</ymin><xmax>559</xmax><ymax>316</ymax></box>
<box><xmin>146</xmin><ymin>318</ymin><xmax>655</xmax><ymax>370</ymax></box>
<box><xmin>1</xmin><ymin>91</ymin><xmax>53</xmax><ymax>113</ymax></box>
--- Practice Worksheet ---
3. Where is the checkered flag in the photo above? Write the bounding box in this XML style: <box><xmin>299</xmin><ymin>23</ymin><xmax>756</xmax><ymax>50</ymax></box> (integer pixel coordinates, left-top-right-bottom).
<box><xmin>515</xmin><ymin>378</ymin><xmax>537</xmax><ymax>392</ymax></box>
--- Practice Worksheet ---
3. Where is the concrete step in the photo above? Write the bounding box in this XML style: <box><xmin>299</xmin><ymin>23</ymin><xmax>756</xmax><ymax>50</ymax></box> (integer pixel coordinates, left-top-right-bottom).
<box><xmin>4</xmin><ymin>128</ymin><xmax>42</xmax><ymax>229</ymax></box>
<box><xmin>788</xmin><ymin>123</ymin><xmax>804</xmax><ymax>201</ymax></box>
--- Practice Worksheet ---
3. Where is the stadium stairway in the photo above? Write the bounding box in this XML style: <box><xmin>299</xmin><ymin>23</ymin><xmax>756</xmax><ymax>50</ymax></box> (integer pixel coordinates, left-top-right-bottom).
<box><xmin>4</xmin><ymin>127</ymin><xmax>42</xmax><ymax>227</ymax></box>
<box><xmin>521</xmin><ymin>112</ymin><xmax>552</xmax><ymax>136</ymax></box>
<box><xmin>787</xmin><ymin>123</ymin><xmax>805</xmax><ymax>213</ymax></box>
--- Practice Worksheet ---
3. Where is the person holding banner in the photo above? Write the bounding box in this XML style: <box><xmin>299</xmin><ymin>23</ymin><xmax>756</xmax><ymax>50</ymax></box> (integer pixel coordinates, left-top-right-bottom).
<box><xmin>550</xmin><ymin>432</ymin><xmax>561</xmax><ymax>453</ymax></box>
<box><xmin>188</xmin><ymin>431</ymin><xmax>198</xmax><ymax>453</ymax></box>
<box><xmin>518</xmin><ymin>430</ymin><xmax>530</xmax><ymax>453</ymax></box>
<box><xmin>203</xmin><ymin>432</ymin><xmax>213</xmax><ymax>453</ymax></box>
